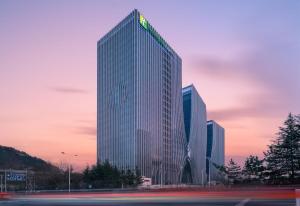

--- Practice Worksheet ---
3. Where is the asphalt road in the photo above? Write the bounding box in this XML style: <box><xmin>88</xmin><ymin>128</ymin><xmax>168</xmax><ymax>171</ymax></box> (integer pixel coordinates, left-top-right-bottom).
<box><xmin>0</xmin><ymin>197</ymin><xmax>296</xmax><ymax>206</ymax></box>
<box><xmin>0</xmin><ymin>189</ymin><xmax>297</xmax><ymax>206</ymax></box>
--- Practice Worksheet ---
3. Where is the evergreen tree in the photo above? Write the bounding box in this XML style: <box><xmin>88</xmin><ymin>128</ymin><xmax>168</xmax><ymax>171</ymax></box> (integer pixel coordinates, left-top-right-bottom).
<box><xmin>264</xmin><ymin>141</ymin><xmax>284</xmax><ymax>184</ymax></box>
<box><xmin>82</xmin><ymin>160</ymin><xmax>142</xmax><ymax>188</ymax></box>
<box><xmin>227</xmin><ymin>159</ymin><xmax>242</xmax><ymax>184</ymax></box>
<box><xmin>82</xmin><ymin>165</ymin><xmax>90</xmax><ymax>183</ymax></box>
<box><xmin>296</xmin><ymin>114</ymin><xmax>300</xmax><ymax>174</ymax></box>
<box><xmin>243</xmin><ymin>155</ymin><xmax>264</xmax><ymax>183</ymax></box>
<box><xmin>264</xmin><ymin>113</ymin><xmax>300</xmax><ymax>184</ymax></box>
<box><xmin>212</xmin><ymin>163</ymin><xmax>228</xmax><ymax>184</ymax></box>
<box><xmin>125</xmin><ymin>169</ymin><xmax>135</xmax><ymax>185</ymax></box>
<box><xmin>120</xmin><ymin>170</ymin><xmax>127</xmax><ymax>188</ymax></box>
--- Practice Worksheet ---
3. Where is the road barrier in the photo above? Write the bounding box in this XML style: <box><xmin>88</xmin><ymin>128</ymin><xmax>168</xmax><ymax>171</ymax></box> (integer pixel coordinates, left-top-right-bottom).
<box><xmin>0</xmin><ymin>192</ymin><xmax>10</xmax><ymax>200</ymax></box>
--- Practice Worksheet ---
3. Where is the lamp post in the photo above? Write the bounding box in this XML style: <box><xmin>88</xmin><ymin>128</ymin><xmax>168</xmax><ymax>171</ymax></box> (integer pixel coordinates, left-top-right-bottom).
<box><xmin>0</xmin><ymin>175</ymin><xmax>2</xmax><ymax>193</ymax></box>
<box><xmin>61</xmin><ymin>152</ymin><xmax>78</xmax><ymax>193</ymax></box>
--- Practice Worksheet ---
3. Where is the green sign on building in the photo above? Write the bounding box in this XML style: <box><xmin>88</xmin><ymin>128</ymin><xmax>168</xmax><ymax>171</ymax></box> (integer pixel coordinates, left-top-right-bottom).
<box><xmin>139</xmin><ymin>14</ymin><xmax>167</xmax><ymax>49</ymax></box>
<box><xmin>139</xmin><ymin>15</ymin><xmax>148</xmax><ymax>29</ymax></box>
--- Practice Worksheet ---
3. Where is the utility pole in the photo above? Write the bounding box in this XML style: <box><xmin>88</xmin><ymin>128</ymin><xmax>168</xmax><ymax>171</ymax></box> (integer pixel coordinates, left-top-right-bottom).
<box><xmin>68</xmin><ymin>163</ymin><xmax>71</xmax><ymax>193</ymax></box>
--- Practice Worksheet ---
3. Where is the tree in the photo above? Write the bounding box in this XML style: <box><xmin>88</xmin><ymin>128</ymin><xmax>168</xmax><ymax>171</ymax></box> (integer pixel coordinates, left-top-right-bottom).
<box><xmin>243</xmin><ymin>155</ymin><xmax>264</xmax><ymax>183</ymax></box>
<box><xmin>212</xmin><ymin>163</ymin><xmax>228</xmax><ymax>184</ymax></box>
<box><xmin>83</xmin><ymin>166</ymin><xmax>90</xmax><ymax>182</ymax></box>
<box><xmin>264</xmin><ymin>113</ymin><xmax>300</xmax><ymax>184</ymax></box>
<box><xmin>81</xmin><ymin>161</ymin><xmax>142</xmax><ymax>188</ymax></box>
<box><xmin>135</xmin><ymin>167</ymin><xmax>143</xmax><ymax>185</ymax></box>
<box><xmin>264</xmin><ymin>142</ymin><xmax>284</xmax><ymax>184</ymax></box>
<box><xmin>120</xmin><ymin>168</ymin><xmax>142</xmax><ymax>187</ymax></box>
<box><xmin>295</xmin><ymin>114</ymin><xmax>300</xmax><ymax>174</ymax></box>
<box><xmin>227</xmin><ymin>159</ymin><xmax>242</xmax><ymax>184</ymax></box>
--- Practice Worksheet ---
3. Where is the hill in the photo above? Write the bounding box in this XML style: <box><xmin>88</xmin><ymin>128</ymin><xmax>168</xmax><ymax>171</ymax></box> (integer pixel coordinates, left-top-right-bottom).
<box><xmin>0</xmin><ymin>145</ymin><xmax>59</xmax><ymax>172</ymax></box>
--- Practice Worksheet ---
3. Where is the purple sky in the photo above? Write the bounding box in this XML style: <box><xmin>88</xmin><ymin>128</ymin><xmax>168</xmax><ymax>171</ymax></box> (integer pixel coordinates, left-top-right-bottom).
<box><xmin>0</xmin><ymin>0</ymin><xmax>299</xmax><ymax>169</ymax></box>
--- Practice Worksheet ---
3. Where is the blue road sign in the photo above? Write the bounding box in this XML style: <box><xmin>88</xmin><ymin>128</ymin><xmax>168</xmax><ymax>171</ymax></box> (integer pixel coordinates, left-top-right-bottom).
<box><xmin>6</xmin><ymin>172</ymin><xmax>26</xmax><ymax>182</ymax></box>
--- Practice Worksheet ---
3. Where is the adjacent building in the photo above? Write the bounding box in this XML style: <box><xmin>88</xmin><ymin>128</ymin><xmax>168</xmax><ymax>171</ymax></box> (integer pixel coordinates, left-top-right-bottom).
<box><xmin>182</xmin><ymin>85</ymin><xmax>207</xmax><ymax>184</ymax></box>
<box><xmin>97</xmin><ymin>9</ymin><xmax>185</xmax><ymax>184</ymax></box>
<box><xmin>206</xmin><ymin>120</ymin><xmax>225</xmax><ymax>182</ymax></box>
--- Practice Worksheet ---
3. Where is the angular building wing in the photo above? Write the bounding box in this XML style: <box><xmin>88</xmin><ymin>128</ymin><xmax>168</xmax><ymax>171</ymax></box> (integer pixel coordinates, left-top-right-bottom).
<box><xmin>97</xmin><ymin>10</ymin><xmax>185</xmax><ymax>185</ymax></box>
<box><xmin>206</xmin><ymin>120</ymin><xmax>225</xmax><ymax>182</ymax></box>
<box><xmin>182</xmin><ymin>85</ymin><xmax>207</xmax><ymax>184</ymax></box>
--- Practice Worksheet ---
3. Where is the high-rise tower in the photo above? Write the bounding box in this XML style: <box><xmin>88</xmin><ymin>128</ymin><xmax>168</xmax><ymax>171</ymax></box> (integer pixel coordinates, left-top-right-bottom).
<box><xmin>182</xmin><ymin>85</ymin><xmax>207</xmax><ymax>184</ymax></box>
<box><xmin>97</xmin><ymin>10</ymin><xmax>185</xmax><ymax>184</ymax></box>
<box><xmin>206</xmin><ymin>120</ymin><xmax>225</xmax><ymax>182</ymax></box>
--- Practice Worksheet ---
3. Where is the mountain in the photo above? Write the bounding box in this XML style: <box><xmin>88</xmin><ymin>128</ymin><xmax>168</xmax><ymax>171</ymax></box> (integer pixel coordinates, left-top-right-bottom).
<box><xmin>0</xmin><ymin>145</ymin><xmax>59</xmax><ymax>172</ymax></box>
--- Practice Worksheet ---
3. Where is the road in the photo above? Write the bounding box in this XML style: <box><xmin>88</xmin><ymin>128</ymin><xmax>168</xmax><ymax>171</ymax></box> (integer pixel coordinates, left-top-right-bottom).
<box><xmin>0</xmin><ymin>197</ymin><xmax>295</xmax><ymax>206</ymax></box>
<box><xmin>0</xmin><ymin>189</ymin><xmax>297</xmax><ymax>206</ymax></box>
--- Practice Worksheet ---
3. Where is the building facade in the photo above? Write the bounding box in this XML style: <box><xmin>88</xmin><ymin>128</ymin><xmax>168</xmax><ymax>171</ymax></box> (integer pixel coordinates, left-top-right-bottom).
<box><xmin>206</xmin><ymin>120</ymin><xmax>225</xmax><ymax>182</ymax></box>
<box><xmin>182</xmin><ymin>85</ymin><xmax>207</xmax><ymax>184</ymax></box>
<box><xmin>97</xmin><ymin>10</ymin><xmax>185</xmax><ymax>184</ymax></box>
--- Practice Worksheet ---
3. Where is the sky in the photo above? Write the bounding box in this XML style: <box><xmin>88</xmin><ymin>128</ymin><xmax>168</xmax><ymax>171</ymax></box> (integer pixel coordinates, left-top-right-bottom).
<box><xmin>0</xmin><ymin>0</ymin><xmax>300</xmax><ymax>170</ymax></box>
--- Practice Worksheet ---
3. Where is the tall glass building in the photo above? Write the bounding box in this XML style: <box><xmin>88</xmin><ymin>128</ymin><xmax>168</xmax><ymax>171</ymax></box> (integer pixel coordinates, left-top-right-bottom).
<box><xmin>206</xmin><ymin>120</ymin><xmax>225</xmax><ymax>182</ymax></box>
<box><xmin>182</xmin><ymin>85</ymin><xmax>207</xmax><ymax>184</ymax></box>
<box><xmin>97</xmin><ymin>10</ymin><xmax>185</xmax><ymax>184</ymax></box>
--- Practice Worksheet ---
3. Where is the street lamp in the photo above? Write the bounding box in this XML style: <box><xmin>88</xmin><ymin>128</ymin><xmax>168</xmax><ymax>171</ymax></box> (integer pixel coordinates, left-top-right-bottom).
<box><xmin>61</xmin><ymin>152</ymin><xmax>78</xmax><ymax>193</ymax></box>
<box><xmin>207</xmin><ymin>158</ymin><xmax>212</xmax><ymax>187</ymax></box>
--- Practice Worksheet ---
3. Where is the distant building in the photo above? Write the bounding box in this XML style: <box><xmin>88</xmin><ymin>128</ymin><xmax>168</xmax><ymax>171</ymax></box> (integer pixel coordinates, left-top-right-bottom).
<box><xmin>97</xmin><ymin>9</ymin><xmax>185</xmax><ymax>184</ymax></box>
<box><xmin>182</xmin><ymin>85</ymin><xmax>207</xmax><ymax>184</ymax></box>
<box><xmin>206</xmin><ymin>120</ymin><xmax>225</xmax><ymax>182</ymax></box>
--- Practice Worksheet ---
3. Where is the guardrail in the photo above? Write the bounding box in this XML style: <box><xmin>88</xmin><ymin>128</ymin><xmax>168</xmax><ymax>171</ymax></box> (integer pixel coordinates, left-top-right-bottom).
<box><xmin>0</xmin><ymin>192</ymin><xmax>10</xmax><ymax>200</ymax></box>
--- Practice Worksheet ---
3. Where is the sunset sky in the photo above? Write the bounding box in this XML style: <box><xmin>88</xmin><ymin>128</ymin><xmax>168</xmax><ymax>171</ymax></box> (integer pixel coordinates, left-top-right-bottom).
<box><xmin>1</xmin><ymin>0</ymin><xmax>299</xmax><ymax>170</ymax></box>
